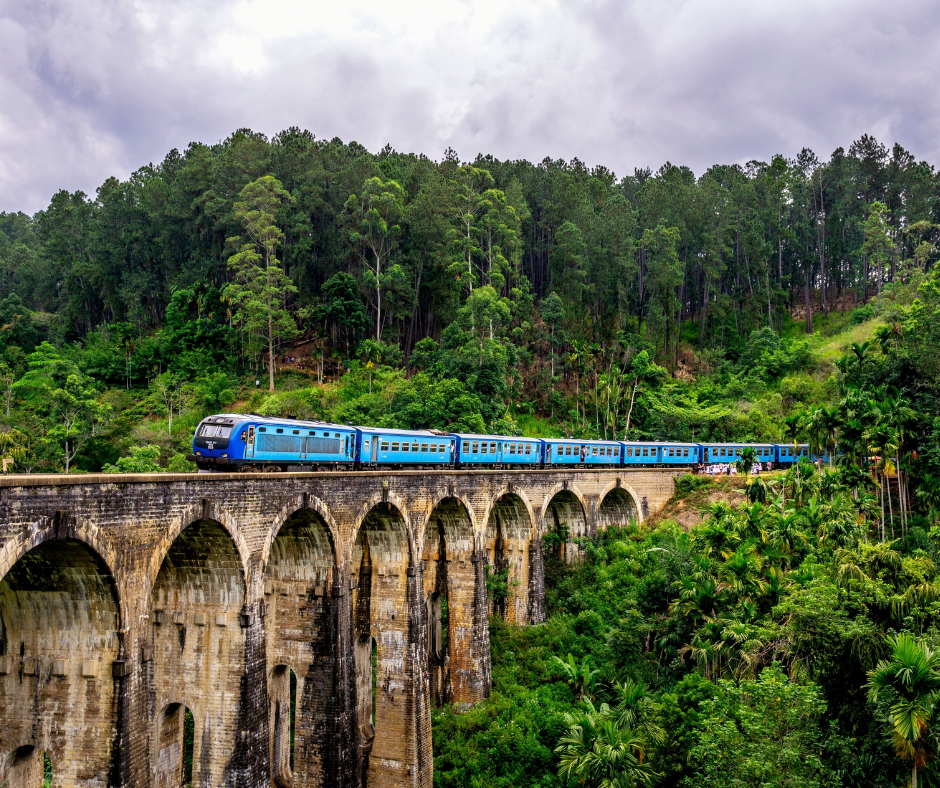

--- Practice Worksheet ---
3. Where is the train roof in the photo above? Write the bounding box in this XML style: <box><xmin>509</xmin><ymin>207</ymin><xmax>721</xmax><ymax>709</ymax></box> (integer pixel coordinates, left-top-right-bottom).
<box><xmin>543</xmin><ymin>437</ymin><xmax>621</xmax><ymax>443</ymax></box>
<box><xmin>451</xmin><ymin>433</ymin><xmax>541</xmax><ymax>441</ymax></box>
<box><xmin>700</xmin><ymin>441</ymin><xmax>773</xmax><ymax>446</ymax></box>
<box><xmin>623</xmin><ymin>440</ymin><xmax>697</xmax><ymax>446</ymax></box>
<box><xmin>356</xmin><ymin>427</ymin><xmax>447</xmax><ymax>438</ymax></box>
<box><xmin>201</xmin><ymin>413</ymin><xmax>352</xmax><ymax>429</ymax></box>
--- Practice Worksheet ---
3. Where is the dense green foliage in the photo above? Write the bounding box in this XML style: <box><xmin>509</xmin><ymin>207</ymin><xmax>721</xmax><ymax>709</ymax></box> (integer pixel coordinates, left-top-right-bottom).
<box><xmin>434</xmin><ymin>461</ymin><xmax>940</xmax><ymax>787</ymax></box>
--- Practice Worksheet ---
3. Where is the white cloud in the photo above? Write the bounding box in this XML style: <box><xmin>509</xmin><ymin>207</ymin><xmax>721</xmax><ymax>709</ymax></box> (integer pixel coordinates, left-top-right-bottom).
<box><xmin>1</xmin><ymin>0</ymin><xmax>938</xmax><ymax>212</ymax></box>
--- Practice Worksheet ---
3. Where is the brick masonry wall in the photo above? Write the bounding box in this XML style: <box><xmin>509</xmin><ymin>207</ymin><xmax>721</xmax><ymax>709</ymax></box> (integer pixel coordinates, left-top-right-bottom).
<box><xmin>0</xmin><ymin>467</ymin><xmax>681</xmax><ymax>788</ymax></box>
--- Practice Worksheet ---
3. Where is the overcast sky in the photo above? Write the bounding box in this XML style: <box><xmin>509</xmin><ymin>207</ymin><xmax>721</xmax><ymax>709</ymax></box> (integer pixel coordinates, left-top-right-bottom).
<box><xmin>2</xmin><ymin>0</ymin><xmax>939</xmax><ymax>213</ymax></box>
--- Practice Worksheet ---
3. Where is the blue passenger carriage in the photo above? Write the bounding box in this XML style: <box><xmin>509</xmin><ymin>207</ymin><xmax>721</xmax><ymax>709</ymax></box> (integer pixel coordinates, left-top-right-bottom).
<box><xmin>543</xmin><ymin>439</ymin><xmax>589</xmax><ymax>466</ymax></box>
<box><xmin>356</xmin><ymin>428</ymin><xmax>454</xmax><ymax>468</ymax></box>
<box><xmin>621</xmin><ymin>442</ymin><xmax>663</xmax><ymax>466</ymax></box>
<box><xmin>453</xmin><ymin>434</ymin><xmax>542</xmax><ymax>467</ymax></box>
<box><xmin>774</xmin><ymin>443</ymin><xmax>812</xmax><ymax>465</ymax></box>
<box><xmin>701</xmin><ymin>442</ymin><xmax>766</xmax><ymax>466</ymax></box>
<box><xmin>579</xmin><ymin>440</ymin><xmax>622</xmax><ymax>466</ymax></box>
<box><xmin>658</xmin><ymin>443</ymin><xmax>699</xmax><ymax>466</ymax></box>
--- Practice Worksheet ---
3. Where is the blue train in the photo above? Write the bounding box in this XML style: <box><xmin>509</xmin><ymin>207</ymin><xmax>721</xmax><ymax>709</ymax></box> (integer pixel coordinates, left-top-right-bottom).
<box><xmin>188</xmin><ymin>413</ymin><xmax>827</xmax><ymax>472</ymax></box>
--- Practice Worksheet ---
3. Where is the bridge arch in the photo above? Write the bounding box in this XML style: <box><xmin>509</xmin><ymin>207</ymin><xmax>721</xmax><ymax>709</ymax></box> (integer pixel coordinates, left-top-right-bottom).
<box><xmin>539</xmin><ymin>482</ymin><xmax>590</xmax><ymax>529</ymax></box>
<box><xmin>352</xmin><ymin>500</ymin><xmax>412</xmax><ymax>787</ymax></box>
<box><xmin>0</xmin><ymin>514</ymin><xmax>126</xmax><ymax>627</ymax></box>
<box><xmin>260</xmin><ymin>493</ymin><xmax>341</xmax><ymax>573</ymax></box>
<box><xmin>541</xmin><ymin>484</ymin><xmax>590</xmax><ymax>563</ymax></box>
<box><xmin>150</xmin><ymin>518</ymin><xmax>247</xmax><ymax>788</ymax></box>
<box><xmin>147</xmin><ymin>501</ymin><xmax>249</xmax><ymax>596</ymax></box>
<box><xmin>423</xmin><ymin>496</ymin><xmax>490</xmax><ymax>706</ymax></box>
<box><xmin>152</xmin><ymin>702</ymin><xmax>195</xmax><ymax>788</ymax></box>
<box><xmin>264</xmin><ymin>503</ymin><xmax>338</xmax><ymax>788</ymax></box>
<box><xmin>595</xmin><ymin>482</ymin><xmax>641</xmax><ymax>531</ymax></box>
<box><xmin>0</xmin><ymin>537</ymin><xmax>121</xmax><ymax>788</ymax></box>
<box><xmin>483</xmin><ymin>490</ymin><xmax>536</xmax><ymax>624</ymax></box>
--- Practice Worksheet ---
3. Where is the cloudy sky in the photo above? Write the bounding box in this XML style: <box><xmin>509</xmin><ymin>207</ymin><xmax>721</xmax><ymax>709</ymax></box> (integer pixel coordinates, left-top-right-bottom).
<box><xmin>2</xmin><ymin>0</ymin><xmax>939</xmax><ymax>213</ymax></box>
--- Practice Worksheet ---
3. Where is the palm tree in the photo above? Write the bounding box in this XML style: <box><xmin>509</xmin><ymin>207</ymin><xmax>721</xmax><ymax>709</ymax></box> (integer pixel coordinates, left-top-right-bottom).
<box><xmin>556</xmin><ymin>704</ymin><xmax>656</xmax><ymax>788</ymax></box>
<box><xmin>610</xmin><ymin>679</ymin><xmax>666</xmax><ymax>748</ymax></box>
<box><xmin>736</xmin><ymin>446</ymin><xmax>757</xmax><ymax>479</ymax></box>
<box><xmin>553</xmin><ymin>653</ymin><xmax>603</xmax><ymax>702</ymax></box>
<box><xmin>867</xmin><ymin>634</ymin><xmax>940</xmax><ymax>788</ymax></box>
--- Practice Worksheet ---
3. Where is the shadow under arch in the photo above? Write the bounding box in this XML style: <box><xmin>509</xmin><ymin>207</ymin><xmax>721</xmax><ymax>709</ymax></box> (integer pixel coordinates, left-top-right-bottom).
<box><xmin>265</xmin><ymin>505</ymin><xmax>339</xmax><ymax>788</ymax></box>
<box><xmin>484</xmin><ymin>492</ymin><xmax>536</xmax><ymax>624</ymax></box>
<box><xmin>260</xmin><ymin>493</ymin><xmax>341</xmax><ymax>575</ymax></box>
<box><xmin>352</xmin><ymin>500</ymin><xmax>413</xmax><ymax>787</ymax></box>
<box><xmin>596</xmin><ymin>484</ymin><xmax>640</xmax><ymax>532</ymax></box>
<box><xmin>542</xmin><ymin>487</ymin><xmax>589</xmax><ymax>563</ymax></box>
<box><xmin>0</xmin><ymin>515</ymin><xmax>126</xmax><ymax>629</ymax></box>
<box><xmin>150</xmin><ymin>518</ymin><xmax>246</xmax><ymax>788</ymax></box>
<box><xmin>423</xmin><ymin>496</ymin><xmax>490</xmax><ymax>706</ymax></box>
<box><xmin>0</xmin><ymin>538</ymin><xmax>121</xmax><ymax>788</ymax></box>
<box><xmin>146</xmin><ymin>502</ymin><xmax>249</xmax><ymax>601</ymax></box>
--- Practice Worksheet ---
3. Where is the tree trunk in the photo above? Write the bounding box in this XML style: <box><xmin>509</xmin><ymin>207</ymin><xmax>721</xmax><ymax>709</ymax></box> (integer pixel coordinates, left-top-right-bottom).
<box><xmin>624</xmin><ymin>379</ymin><xmax>639</xmax><ymax>438</ymax></box>
<box><xmin>268</xmin><ymin>316</ymin><xmax>275</xmax><ymax>391</ymax></box>
<box><xmin>805</xmin><ymin>272</ymin><xmax>813</xmax><ymax>334</ymax></box>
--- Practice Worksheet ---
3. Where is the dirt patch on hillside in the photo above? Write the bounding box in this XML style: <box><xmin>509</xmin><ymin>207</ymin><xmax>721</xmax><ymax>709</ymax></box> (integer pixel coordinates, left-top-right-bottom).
<box><xmin>642</xmin><ymin>472</ymin><xmax>785</xmax><ymax>531</ymax></box>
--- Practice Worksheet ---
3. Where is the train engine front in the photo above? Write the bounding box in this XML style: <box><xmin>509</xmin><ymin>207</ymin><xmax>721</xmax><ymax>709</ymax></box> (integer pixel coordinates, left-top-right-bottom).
<box><xmin>189</xmin><ymin>414</ymin><xmax>246</xmax><ymax>471</ymax></box>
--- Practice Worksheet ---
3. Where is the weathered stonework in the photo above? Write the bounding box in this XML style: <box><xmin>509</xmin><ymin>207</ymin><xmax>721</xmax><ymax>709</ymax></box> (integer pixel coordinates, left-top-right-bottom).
<box><xmin>0</xmin><ymin>467</ymin><xmax>680</xmax><ymax>788</ymax></box>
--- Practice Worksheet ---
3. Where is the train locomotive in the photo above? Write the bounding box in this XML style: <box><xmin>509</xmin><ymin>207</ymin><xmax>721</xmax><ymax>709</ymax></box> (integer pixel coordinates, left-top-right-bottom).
<box><xmin>189</xmin><ymin>413</ymin><xmax>827</xmax><ymax>473</ymax></box>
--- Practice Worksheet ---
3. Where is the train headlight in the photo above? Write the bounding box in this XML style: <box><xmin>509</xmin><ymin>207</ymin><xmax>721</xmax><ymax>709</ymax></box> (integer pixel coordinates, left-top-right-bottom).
<box><xmin>196</xmin><ymin>451</ymin><xmax>201</xmax><ymax>456</ymax></box>
<box><xmin>222</xmin><ymin>454</ymin><xmax>228</xmax><ymax>458</ymax></box>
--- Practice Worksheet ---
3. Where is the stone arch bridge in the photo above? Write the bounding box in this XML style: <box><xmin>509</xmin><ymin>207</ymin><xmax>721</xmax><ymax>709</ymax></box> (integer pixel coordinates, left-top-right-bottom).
<box><xmin>0</xmin><ymin>467</ymin><xmax>680</xmax><ymax>788</ymax></box>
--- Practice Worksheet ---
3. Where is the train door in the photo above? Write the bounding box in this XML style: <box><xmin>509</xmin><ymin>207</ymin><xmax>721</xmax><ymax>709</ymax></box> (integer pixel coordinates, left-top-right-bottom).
<box><xmin>300</xmin><ymin>433</ymin><xmax>307</xmax><ymax>459</ymax></box>
<box><xmin>371</xmin><ymin>435</ymin><xmax>379</xmax><ymax>463</ymax></box>
<box><xmin>245</xmin><ymin>426</ymin><xmax>255</xmax><ymax>458</ymax></box>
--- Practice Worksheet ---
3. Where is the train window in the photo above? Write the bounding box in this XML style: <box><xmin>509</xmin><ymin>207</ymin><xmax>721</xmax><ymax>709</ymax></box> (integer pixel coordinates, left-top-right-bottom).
<box><xmin>276</xmin><ymin>428</ymin><xmax>283</xmax><ymax>434</ymax></box>
<box><xmin>643</xmin><ymin>448</ymin><xmax>648</xmax><ymax>457</ymax></box>
<box><xmin>293</xmin><ymin>430</ymin><xmax>299</xmax><ymax>435</ymax></box>
<box><xmin>412</xmin><ymin>443</ymin><xmax>419</xmax><ymax>452</ymax></box>
<box><xmin>391</xmin><ymin>442</ymin><xmax>399</xmax><ymax>451</ymax></box>
<box><xmin>381</xmin><ymin>442</ymin><xmax>390</xmax><ymax>451</ymax></box>
<box><xmin>200</xmin><ymin>424</ymin><xmax>233</xmax><ymax>438</ymax></box>
<box><xmin>592</xmin><ymin>447</ymin><xmax>597</xmax><ymax>455</ymax></box>
<box><xmin>614</xmin><ymin>447</ymin><xmax>619</xmax><ymax>456</ymax></box>
<box><xmin>469</xmin><ymin>441</ymin><xmax>476</xmax><ymax>453</ymax></box>
<box><xmin>259</xmin><ymin>427</ymin><xmax>266</xmax><ymax>432</ymax></box>
<box><xmin>402</xmin><ymin>443</ymin><xmax>410</xmax><ymax>452</ymax></box>
<box><xmin>627</xmin><ymin>447</ymin><xmax>633</xmax><ymax>456</ymax></box>
<box><xmin>525</xmin><ymin>444</ymin><xmax>531</xmax><ymax>454</ymax></box>
<box><xmin>421</xmin><ymin>443</ymin><xmax>428</xmax><ymax>452</ymax></box>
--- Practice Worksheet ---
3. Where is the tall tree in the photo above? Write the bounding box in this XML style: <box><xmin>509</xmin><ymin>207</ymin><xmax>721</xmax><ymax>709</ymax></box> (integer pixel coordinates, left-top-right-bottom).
<box><xmin>344</xmin><ymin>177</ymin><xmax>406</xmax><ymax>341</ymax></box>
<box><xmin>223</xmin><ymin>175</ymin><xmax>299</xmax><ymax>391</ymax></box>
